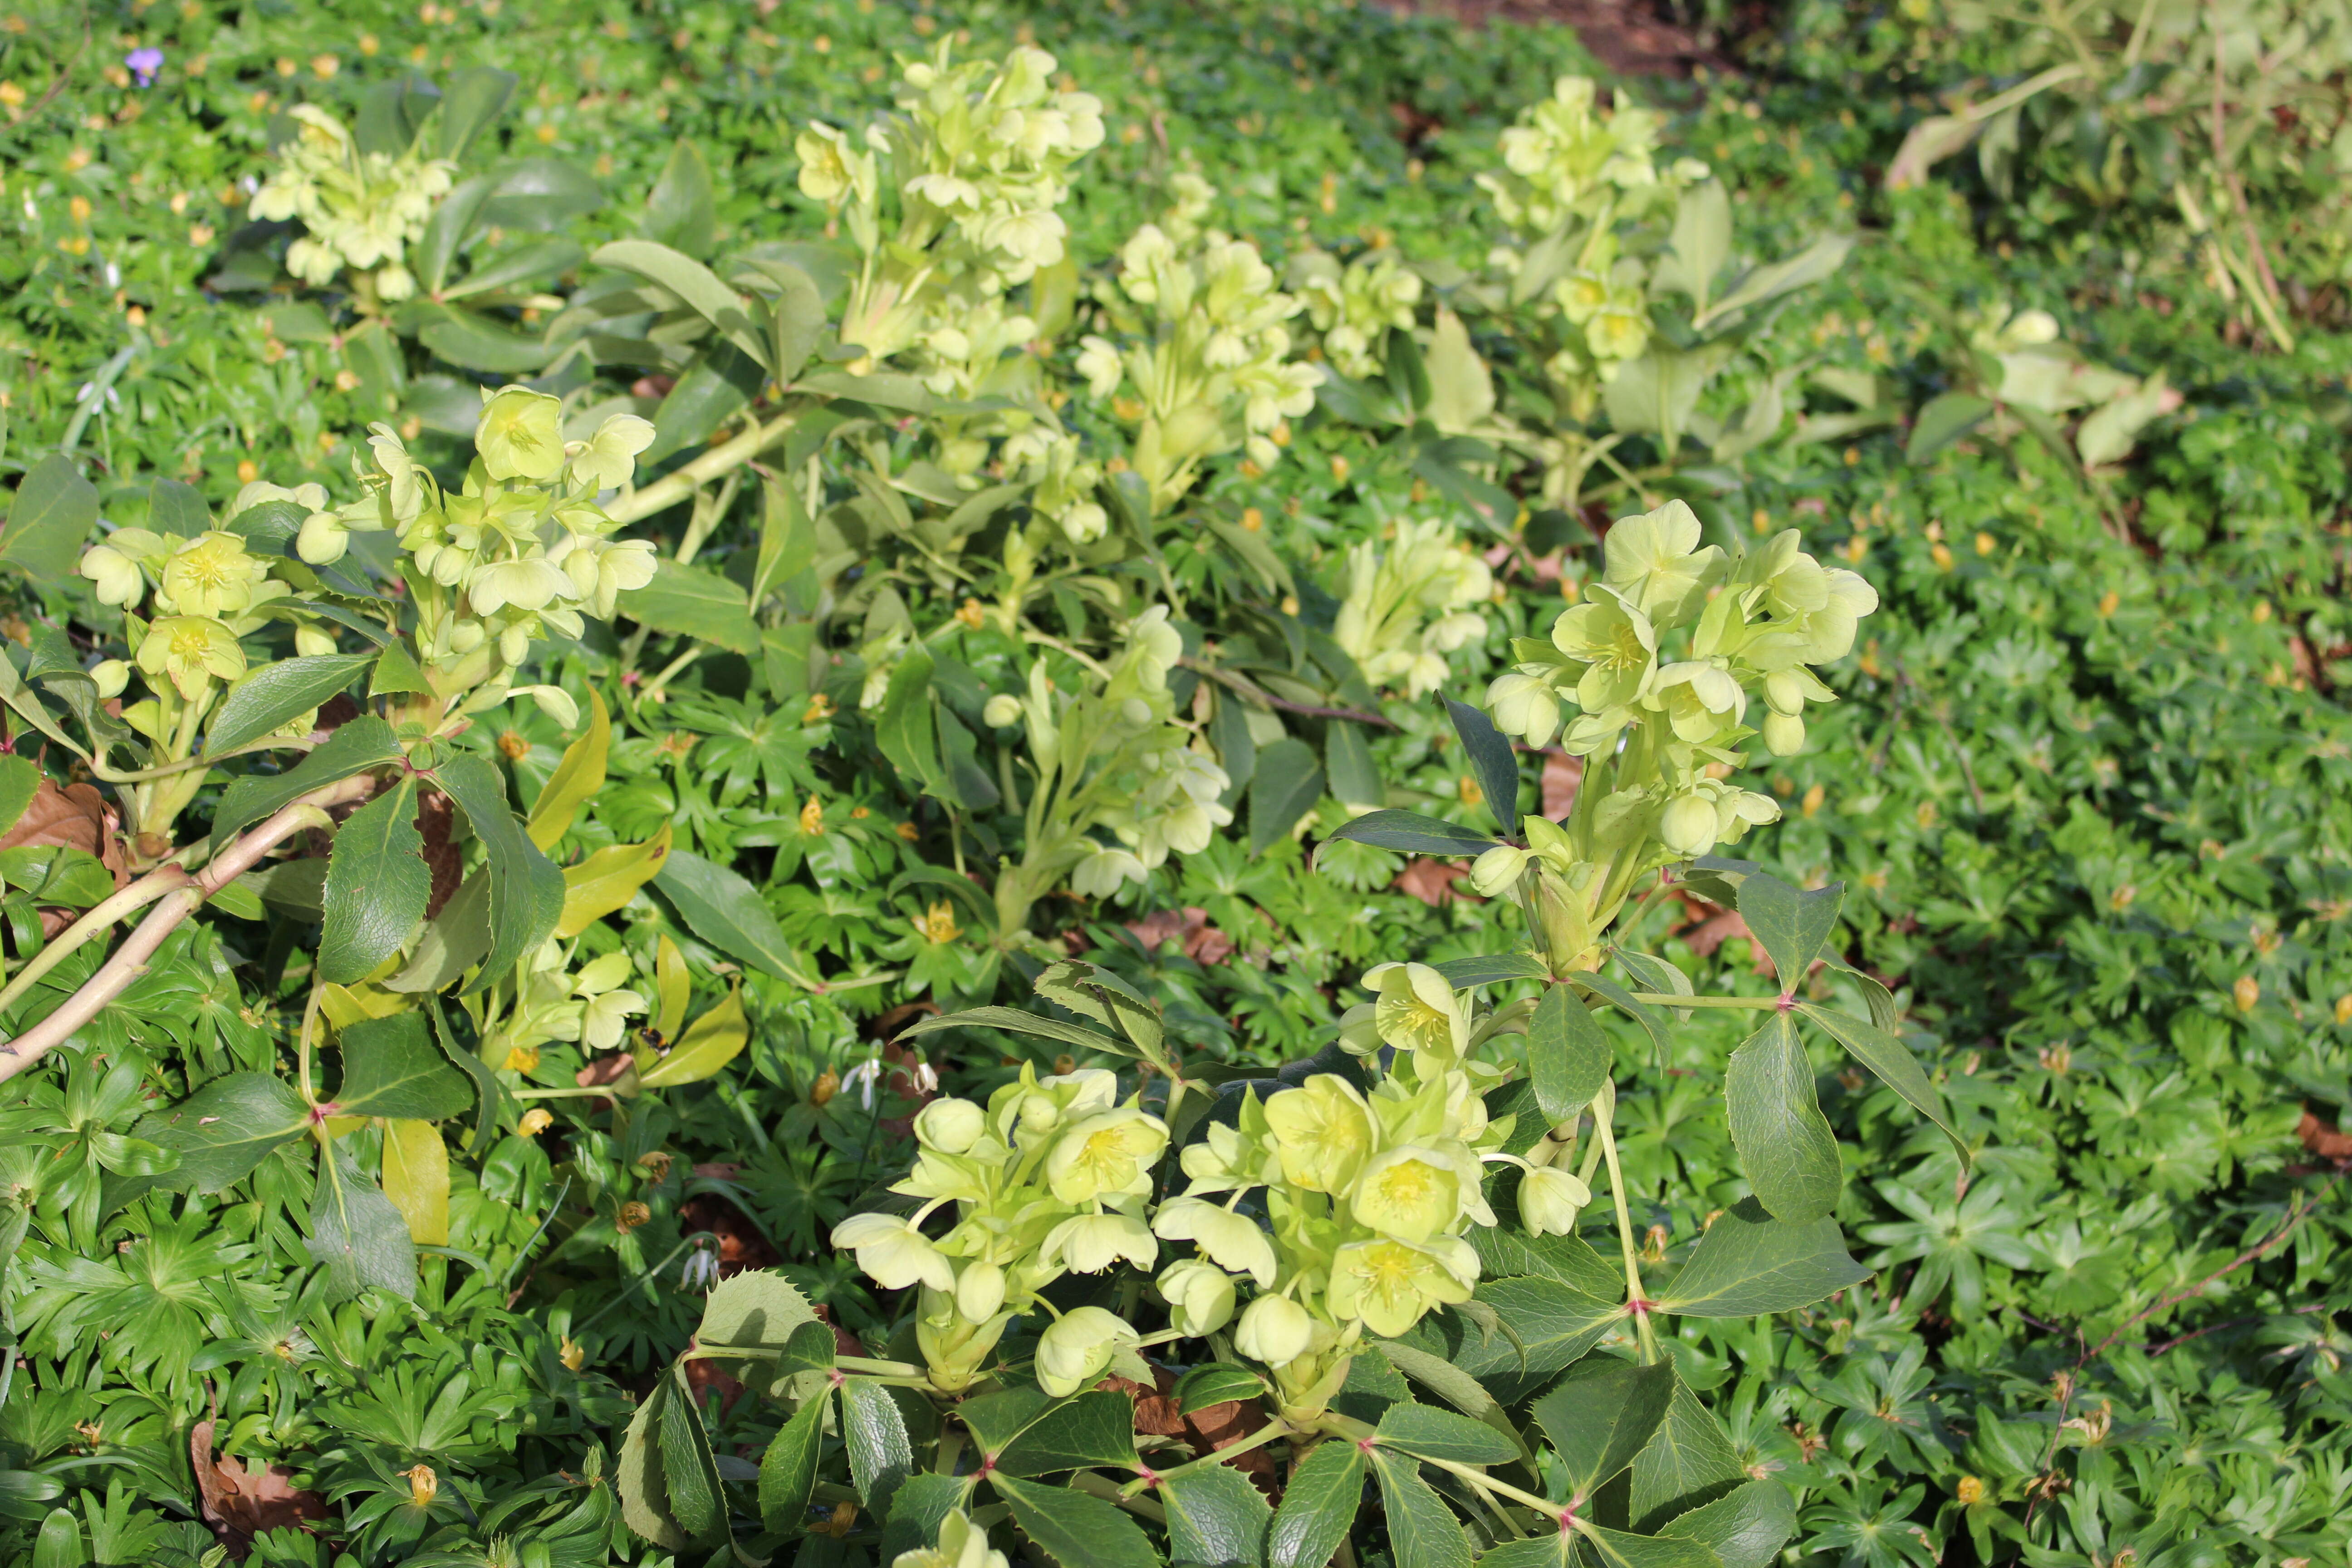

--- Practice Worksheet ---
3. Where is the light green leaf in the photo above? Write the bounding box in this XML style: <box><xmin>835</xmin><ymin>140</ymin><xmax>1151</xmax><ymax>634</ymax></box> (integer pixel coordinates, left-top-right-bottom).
<box><xmin>1655</xmin><ymin>181</ymin><xmax>1733</xmax><ymax>314</ymax></box>
<box><xmin>756</xmin><ymin>1386</ymin><xmax>828</xmax><ymax>1535</ymax></box>
<box><xmin>1530</xmin><ymin>1357</ymin><xmax>1676</xmax><ymax>1503</ymax></box>
<box><xmin>210</xmin><ymin>715</ymin><xmax>402</xmax><ymax>843</ymax></box>
<box><xmin>642</xmin><ymin>137</ymin><xmax>717</xmax><ymax>260</ymax></box>
<box><xmin>319</xmin><ymin>778</ymin><xmax>430</xmax><ymax>985</ymax></box>
<box><xmin>1906</xmin><ymin>392</ymin><xmax>1994</xmax><ymax>464</ymax></box>
<box><xmin>594</xmin><ymin>239</ymin><xmax>770</xmax><ymax>370</ymax></box>
<box><xmin>557</xmin><ymin>825</ymin><xmax>671</xmax><ymax>938</ymax></box>
<box><xmin>1424</xmin><ymin>307</ymin><xmax>1495</xmax><ymax>436</ymax></box>
<box><xmin>899</xmin><ymin>1006</ymin><xmax>1134</xmax><ymax>1061</ymax></box>
<box><xmin>992</xmin><ymin>1474</ymin><xmax>1161</xmax><ymax>1568</ymax></box>
<box><xmin>0</xmin><ymin>455</ymin><xmax>98</xmax><ymax>581</ymax></box>
<box><xmin>1731</xmin><ymin>873</ymin><xmax>1842</xmax><ymax>993</ymax></box>
<box><xmin>657</xmin><ymin>1363</ymin><xmax>724</xmax><ymax>1543</ymax></box>
<box><xmin>654</xmin><ymin>849</ymin><xmax>808</xmax><ymax>984</ymax></box>
<box><xmin>0</xmin><ymin>755</ymin><xmax>39</xmax><ymax>838</ymax></box>
<box><xmin>1268</xmin><ymin>1440</ymin><xmax>1364</xmax><ymax>1568</ymax></box>
<box><xmin>133</xmin><ymin>1072</ymin><xmax>308</xmax><ymax>1193</ymax></box>
<box><xmin>636</xmin><ymin>987</ymin><xmax>748</xmax><ymax>1089</ymax></box>
<box><xmin>614</xmin><ymin>559</ymin><xmax>758</xmax><ymax>654</ymax></box>
<box><xmin>841</xmin><ymin>1377</ymin><xmax>913</xmax><ymax>1519</ymax></box>
<box><xmin>1161</xmin><ymin>1457</ymin><xmax>1273</xmax><ymax>1568</ymax></box>
<box><xmin>333</xmin><ymin>1010</ymin><xmax>472</xmax><ymax>1120</ymax></box>
<box><xmin>1249</xmin><ymin>738</ymin><xmax>1323</xmax><ymax>855</ymax></box>
<box><xmin>1656</xmin><ymin>1479</ymin><xmax>1796</xmax><ymax>1568</ymax></box>
<box><xmin>432</xmin><ymin>753</ymin><xmax>565</xmax><ymax>994</ymax></box>
<box><xmin>1368</xmin><ymin>1447</ymin><xmax>1472</xmax><ymax>1568</ymax></box>
<box><xmin>873</xmin><ymin>643</ymin><xmax>940</xmax><ymax>790</ymax></box>
<box><xmin>1377</xmin><ymin>1402</ymin><xmax>1519</xmax><ymax>1467</ymax></box>
<box><xmin>1651</xmin><ymin>1197</ymin><xmax>1871</xmax><ymax>1318</ymax></box>
<box><xmin>1529</xmin><ymin>984</ymin><xmax>1614</xmax><ymax>1125</ymax></box>
<box><xmin>309</xmin><ymin>1144</ymin><xmax>417</xmax><ymax>1301</ymax></box>
<box><xmin>527</xmin><ymin>688</ymin><xmax>608</xmax><ymax>851</ymax></box>
<box><xmin>1695</xmin><ymin>232</ymin><xmax>1855</xmax><ymax>329</ymax></box>
<box><xmin>204</xmin><ymin>653</ymin><xmax>374</xmax><ymax>756</ymax></box>
<box><xmin>1724</xmin><ymin>1013</ymin><xmax>1842</xmax><ymax>1225</ymax></box>
<box><xmin>1629</xmin><ymin>1379</ymin><xmax>1745</xmax><ymax>1533</ymax></box>
<box><xmin>1797</xmin><ymin>1005</ymin><xmax>1968</xmax><ymax>1164</ymax></box>
<box><xmin>618</xmin><ymin>1377</ymin><xmax>688</xmax><ymax>1550</ymax></box>
<box><xmin>380</xmin><ymin>1117</ymin><xmax>450</xmax><ymax>1246</ymax></box>
<box><xmin>1579</xmin><ymin>1524</ymin><xmax>1724</xmax><ymax>1568</ymax></box>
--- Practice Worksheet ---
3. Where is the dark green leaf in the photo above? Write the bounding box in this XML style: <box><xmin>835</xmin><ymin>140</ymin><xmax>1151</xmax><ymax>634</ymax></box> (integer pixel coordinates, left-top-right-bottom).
<box><xmin>432</xmin><ymin>754</ymin><xmax>565</xmax><ymax>994</ymax></box>
<box><xmin>1580</xmin><ymin>1525</ymin><xmax>1723</xmax><ymax>1568</ymax></box>
<box><xmin>1651</xmin><ymin>1197</ymin><xmax>1871</xmax><ymax>1318</ymax></box>
<box><xmin>426</xmin><ymin>997</ymin><xmax>503</xmax><ymax>1155</ymax></box>
<box><xmin>740</xmin><ymin>258</ymin><xmax>825</xmax><ymax>387</ymax></box>
<box><xmin>757</xmin><ymin>1386</ymin><xmax>828</xmax><ymax>1535</ymax></box>
<box><xmin>1906</xmin><ymin>391</ymin><xmax>1994</xmax><ymax>464</ymax></box>
<box><xmin>991</xmin><ymin>1474</ymin><xmax>1161</xmax><ymax>1568</ymax></box>
<box><xmin>0</xmin><ymin>456</ymin><xmax>98</xmax><ymax>580</ymax></box>
<box><xmin>655</xmin><ymin>849</ymin><xmax>806</xmax><ymax>983</ymax></box>
<box><xmin>211</xmin><ymin>716</ymin><xmax>402</xmax><ymax>843</ymax></box>
<box><xmin>614</xmin><ymin>559</ymin><xmax>759</xmax><ymax>653</ymax></box>
<box><xmin>1160</xmin><ymin>1458</ymin><xmax>1273</xmax><ymax>1568</ymax></box>
<box><xmin>1368</xmin><ymin>1448</ymin><xmax>1472</xmax><ymax>1568</ymax></box>
<box><xmin>413</xmin><ymin>175</ymin><xmax>494</xmax><ymax>296</ymax></box>
<box><xmin>958</xmin><ymin>1387</ymin><xmax>1054</xmax><ymax>1456</ymax></box>
<box><xmin>417</xmin><ymin>307</ymin><xmax>559</xmax><ymax>373</ymax></box>
<box><xmin>1445</xmin><ymin>698</ymin><xmax>1520</xmax><ymax>836</ymax></box>
<box><xmin>1377</xmin><ymin>1403</ymin><xmax>1519</xmax><ymax>1466</ymax></box>
<box><xmin>308</xmin><ymin>1144</ymin><xmax>417</xmax><ymax>1301</ymax></box>
<box><xmin>1629</xmin><ymin>1380</ymin><xmax>1744</xmax><ymax>1533</ymax></box>
<box><xmin>796</xmin><ymin>368</ymin><xmax>935</xmax><ymax>411</ymax></box>
<box><xmin>642</xmin><ymin>138</ymin><xmax>717</xmax><ymax>260</ymax></box>
<box><xmin>1319</xmin><ymin>808</ymin><xmax>1501</xmax><ymax>858</ymax></box>
<box><xmin>333</xmin><ymin>1010</ymin><xmax>472</xmax><ymax>1120</ymax></box>
<box><xmin>1530</xmin><ymin>1357</ymin><xmax>1676</xmax><ymax>1502</ymax></box>
<box><xmin>873</xmin><ymin>644</ymin><xmax>940</xmax><ymax>788</ymax></box>
<box><xmin>1529</xmin><ymin>983</ymin><xmax>1615</xmax><ymax>1124</ymax></box>
<box><xmin>1797</xmin><ymin>1005</ymin><xmax>1967</xmax><ymax>1163</ymax></box>
<box><xmin>1656</xmin><ymin>1480</ymin><xmax>1796</xmax><ymax>1568</ymax></box>
<box><xmin>995</xmin><ymin>1390</ymin><xmax>1138</xmax><ymax>1477</ymax></box>
<box><xmin>133</xmin><ymin>1072</ymin><xmax>308</xmax><ymax>1194</ymax></box>
<box><xmin>319</xmin><ymin>778</ymin><xmax>430</xmax><ymax>985</ymax></box>
<box><xmin>595</xmin><ymin>239</ymin><xmax>769</xmax><ymax>369</ymax></box>
<box><xmin>147</xmin><ymin>477</ymin><xmax>211</xmax><ymax>536</ymax></box>
<box><xmin>1174</xmin><ymin>1364</ymin><xmax>1268</xmax><ymax>1414</ymax></box>
<box><xmin>877</xmin><ymin>1474</ymin><xmax>972</xmax><ymax>1563</ymax></box>
<box><xmin>1324</xmin><ymin>721</ymin><xmax>1383</xmax><ymax>811</ymax></box>
<box><xmin>440</xmin><ymin>238</ymin><xmax>584</xmax><ymax>301</ymax></box>
<box><xmin>1431</xmin><ymin>953</ymin><xmax>1548</xmax><ymax>988</ymax></box>
<box><xmin>658</xmin><ymin>1362</ymin><xmax>725</xmax><ymax>1544</ymax></box>
<box><xmin>643</xmin><ymin>342</ymin><xmax>763</xmax><ymax>464</ymax></box>
<box><xmin>1732</xmin><ymin>874</ymin><xmax>1842</xmax><ymax>993</ymax></box>
<box><xmin>1466</xmin><ymin>1230</ymin><xmax>1622</xmax><ymax>1299</ymax></box>
<box><xmin>1250</xmin><ymin>738</ymin><xmax>1324</xmax><ymax>855</ymax></box>
<box><xmin>618</xmin><ymin>1377</ymin><xmax>688</xmax><ymax>1550</ymax></box>
<box><xmin>371</xmin><ymin>641</ymin><xmax>435</xmax><ymax>698</ymax></box>
<box><xmin>1724</xmin><ymin>1014</ymin><xmax>1842</xmax><ymax>1224</ymax></box>
<box><xmin>1268</xmin><ymin>1441</ymin><xmax>1364</xmax><ymax>1568</ymax></box>
<box><xmin>203</xmin><ymin>653</ymin><xmax>373</xmax><ymax>756</ymax></box>
<box><xmin>841</xmin><ymin>1377</ymin><xmax>913</xmax><ymax>1519</ymax></box>
<box><xmin>479</xmin><ymin>155</ymin><xmax>604</xmax><ymax>230</ymax></box>
<box><xmin>901</xmin><ymin>1006</ymin><xmax>1132</xmax><ymax>1059</ymax></box>
<box><xmin>0</xmin><ymin>755</ymin><xmax>38</xmax><ymax>837</ymax></box>
<box><xmin>434</xmin><ymin>66</ymin><xmax>516</xmax><ymax>159</ymax></box>
<box><xmin>1571</xmin><ymin>974</ymin><xmax>1671</xmax><ymax>1067</ymax></box>
<box><xmin>1474</xmin><ymin>1535</ymin><xmax>1577</xmax><ymax>1566</ymax></box>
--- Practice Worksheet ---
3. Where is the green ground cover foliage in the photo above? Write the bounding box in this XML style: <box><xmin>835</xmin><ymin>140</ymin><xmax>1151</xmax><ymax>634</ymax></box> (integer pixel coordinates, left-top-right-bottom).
<box><xmin>0</xmin><ymin>1</ymin><xmax>2348</xmax><ymax>1566</ymax></box>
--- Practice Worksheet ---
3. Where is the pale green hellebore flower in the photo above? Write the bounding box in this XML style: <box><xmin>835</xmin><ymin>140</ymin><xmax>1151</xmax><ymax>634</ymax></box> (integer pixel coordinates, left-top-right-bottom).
<box><xmin>1550</xmin><ymin>588</ymin><xmax>1658</xmax><ymax>711</ymax></box>
<box><xmin>1157</xmin><ymin>1259</ymin><xmax>1238</xmax><ymax>1337</ymax></box>
<box><xmin>1036</xmin><ymin>1305</ymin><xmax>1136</xmax><ymax>1396</ymax></box>
<box><xmin>1327</xmin><ymin>1235</ymin><xmax>1477</xmax><ymax>1338</ymax></box>
<box><xmin>832</xmin><ymin>1213</ymin><xmax>956</xmax><ymax>1293</ymax></box>
<box><xmin>476</xmin><ymin>387</ymin><xmax>567</xmax><ymax>483</ymax></box>
<box><xmin>1601</xmin><ymin>499</ymin><xmax>1720</xmax><ymax>626</ymax></box>
<box><xmin>137</xmin><ymin>616</ymin><xmax>247</xmax><ymax>700</ymax></box>
<box><xmin>568</xmin><ymin>414</ymin><xmax>657</xmax><ymax>492</ymax></box>
<box><xmin>1152</xmin><ymin>1196</ymin><xmax>1277</xmax><ymax>1287</ymax></box>
<box><xmin>1233</xmin><ymin>1293</ymin><xmax>1314</xmax><ymax>1367</ymax></box>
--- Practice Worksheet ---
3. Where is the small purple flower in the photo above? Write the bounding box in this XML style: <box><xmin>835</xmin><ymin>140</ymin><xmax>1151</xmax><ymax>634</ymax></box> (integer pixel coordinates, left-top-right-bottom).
<box><xmin>125</xmin><ymin>48</ymin><xmax>164</xmax><ymax>88</ymax></box>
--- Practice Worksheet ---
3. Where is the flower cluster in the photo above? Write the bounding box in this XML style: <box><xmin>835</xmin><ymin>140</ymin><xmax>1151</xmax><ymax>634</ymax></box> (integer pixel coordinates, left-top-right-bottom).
<box><xmin>302</xmin><ymin>390</ymin><xmax>659</xmax><ymax>708</ymax></box>
<box><xmin>1331</xmin><ymin>519</ymin><xmax>1495</xmax><ymax>700</ymax></box>
<box><xmin>1292</xmin><ymin>247</ymin><xmax>1424</xmax><ymax>381</ymax></box>
<box><xmin>998</xmin><ymin>606</ymin><xmax>1232</xmax><ymax>900</ymax></box>
<box><xmin>1548</xmin><ymin>232</ymin><xmax>1652</xmax><ymax>384</ymax></box>
<box><xmin>1476</xmin><ymin>76</ymin><xmax>1688</xmax><ymax>238</ymax></box>
<box><xmin>1166</xmin><ymin>962</ymin><xmax>1520</xmax><ymax>1417</ymax></box>
<box><xmin>798</xmin><ymin>44</ymin><xmax>1103</xmax><ymax>364</ymax></box>
<box><xmin>1478</xmin><ymin>500</ymin><xmax>1876</xmax><ymax>962</ymax></box>
<box><xmin>832</xmin><ymin>1064</ymin><xmax>1171</xmax><ymax>1394</ymax></box>
<box><xmin>250</xmin><ymin>105</ymin><xmax>456</xmax><ymax>302</ymax></box>
<box><xmin>1078</xmin><ymin>206</ymin><xmax>1323</xmax><ymax>513</ymax></box>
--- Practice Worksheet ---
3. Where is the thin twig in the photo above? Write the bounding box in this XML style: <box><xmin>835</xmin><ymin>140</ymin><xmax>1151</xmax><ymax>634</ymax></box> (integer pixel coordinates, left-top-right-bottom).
<box><xmin>1180</xmin><ymin>660</ymin><xmax>1394</xmax><ymax>728</ymax></box>
<box><xmin>2079</xmin><ymin>1187</ymin><xmax>2329</xmax><ymax>1363</ymax></box>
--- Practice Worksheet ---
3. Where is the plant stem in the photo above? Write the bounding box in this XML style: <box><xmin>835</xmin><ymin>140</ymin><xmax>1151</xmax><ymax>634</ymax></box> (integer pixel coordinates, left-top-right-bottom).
<box><xmin>1119</xmin><ymin>1419</ymin><xmax>1294</xmax><ymax>1497</ymax></box>
<box><xmin>0</xmin><ymin>779</ymin><xmax>367</xmax><ymax>1088</ymax></box>
<box><xmin>1626</xmin><ymin>992</ymin><xmax>1778</xmax><ymax>1009</ymax></box>
<box><xmin>607</xmin><ymin>408</ymin><xmax>804</xmax><ymax>526</ymax></box>
<box><xmin>0</xmin><ymin>868</ymin><xmax>191</xmax><ymax>1017</ymax></box>
<box><xmin>1593</xmin><ymin>1094</ymin><xmax>1658</xmax><ymax>1363</ymax></box>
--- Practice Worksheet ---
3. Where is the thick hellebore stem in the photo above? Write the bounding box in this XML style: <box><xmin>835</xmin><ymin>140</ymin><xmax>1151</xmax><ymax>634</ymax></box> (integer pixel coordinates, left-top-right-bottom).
<box><xmin>606</xmin><ymin>409</ymin><xmax>803</xmax><ymax>526</ymax></box>
<box><xmin>0</xmin><ymin>777</ymin><xmax>371</xmax><ymax>1088</ymax></box>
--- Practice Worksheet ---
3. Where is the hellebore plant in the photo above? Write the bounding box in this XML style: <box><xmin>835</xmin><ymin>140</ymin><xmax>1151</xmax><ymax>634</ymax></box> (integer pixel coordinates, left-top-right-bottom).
<box><xmin>610</xmin><ymin>497</ymin><xmax>1978</xmax><ymax>1568</ymax></box>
